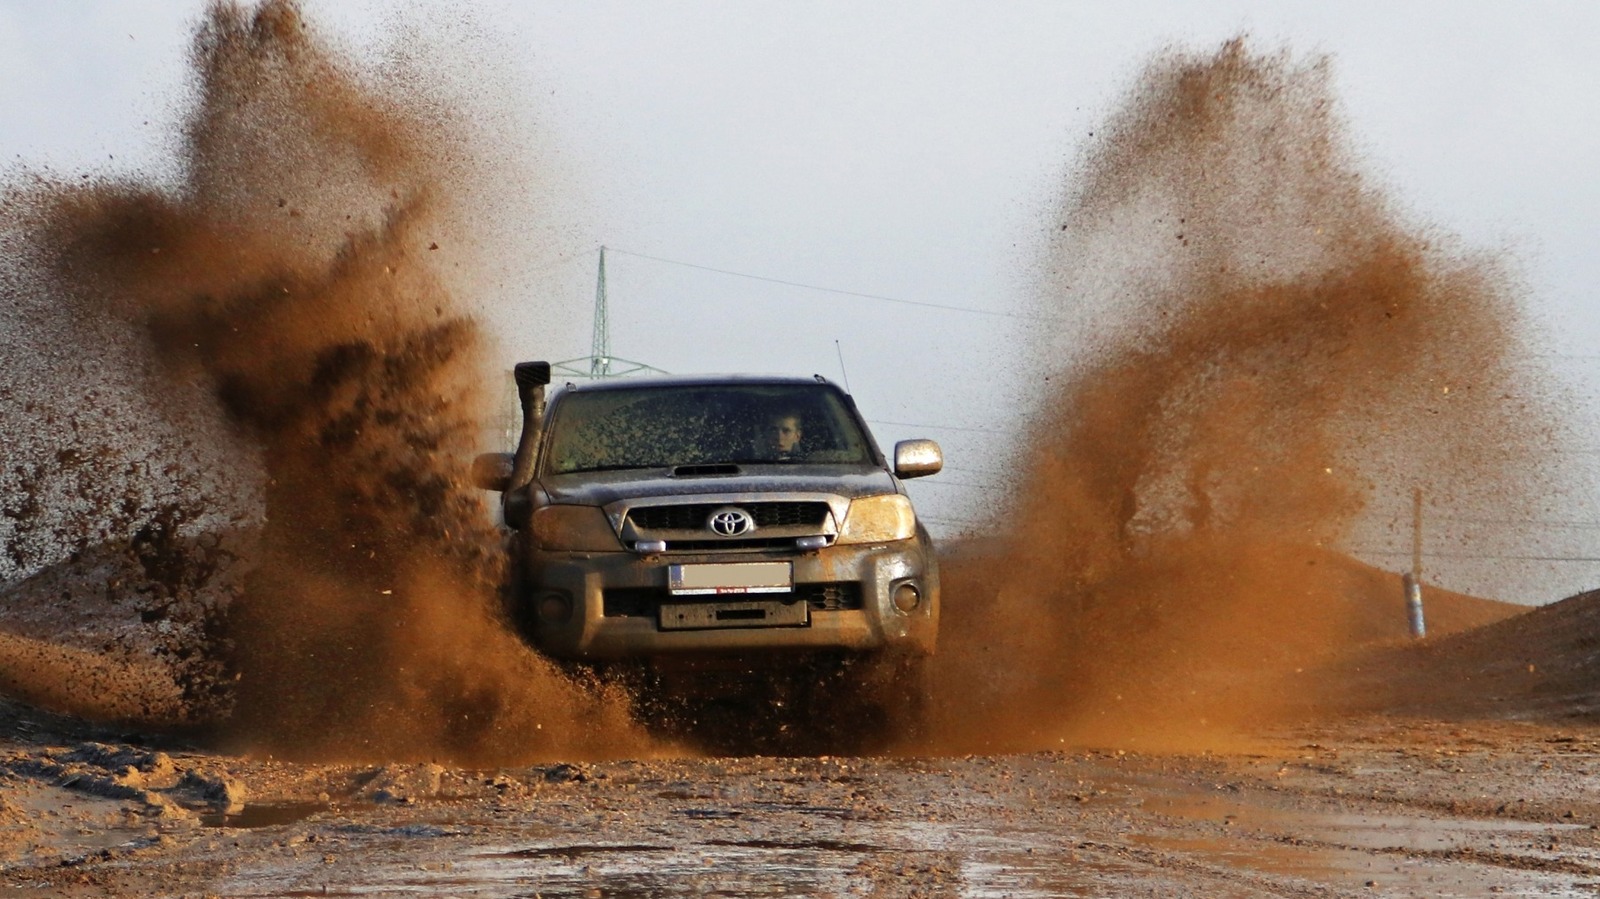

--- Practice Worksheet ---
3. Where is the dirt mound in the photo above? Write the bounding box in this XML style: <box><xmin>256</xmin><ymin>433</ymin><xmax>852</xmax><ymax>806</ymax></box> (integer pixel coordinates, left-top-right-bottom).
<box><xmin>1336</xmin><ymin>587</ymin><xmax>1600</xmax><ymax>722</ymax></box>
<box><xmin>0</xmin><ymin>633</ymin><xmax>185</xmax><ymax>726</ymax></box>
<box><xmin>0</xmin><ymin>523</ymin><xmax>251</xmax><ymax>721</ymax></box>
<box><xmin>933</xmin><ymin>538</ymin><xmax>1520</xmax><ymax>750</ymax></box>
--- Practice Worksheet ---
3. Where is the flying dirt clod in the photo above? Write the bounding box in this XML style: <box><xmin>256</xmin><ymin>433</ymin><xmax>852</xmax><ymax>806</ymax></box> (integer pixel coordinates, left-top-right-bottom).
<box><xmin>0</xmin><ymin>0</ymin><xmax>645</xmax><ymax>764</ymax></box>
<box><xmin>929</xmin><ymin>39</ymin><xmax>1561</xmax><ymax>753</ymax></box>
<box><xmin>0</xmin><ymin>21</ymin><xmax>1566</xmax><ymax>761</ymax></box>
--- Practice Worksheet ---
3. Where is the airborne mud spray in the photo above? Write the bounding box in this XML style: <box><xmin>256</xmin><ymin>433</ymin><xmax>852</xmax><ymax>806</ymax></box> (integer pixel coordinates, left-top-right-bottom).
<box><xmin>930</xmin><ymin>41</ymin><xmax>1559</xmax><ymax>752</ymax></box>
<box><xmin>0</xmin><ymin>2</ymin><xmax>643</xmax><ymax>763</ymax></box>
<box><xmin>0</xmin><ymin>14</ymin><xmax>1563</xmax><ymax>762</ymax></box>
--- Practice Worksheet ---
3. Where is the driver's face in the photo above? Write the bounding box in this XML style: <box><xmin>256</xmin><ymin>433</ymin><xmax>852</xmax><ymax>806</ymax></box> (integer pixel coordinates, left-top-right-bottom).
<box><xmin>766</xmin><ymin>416</ymin><xmax>802</xmax><ymax>453</ymax></box>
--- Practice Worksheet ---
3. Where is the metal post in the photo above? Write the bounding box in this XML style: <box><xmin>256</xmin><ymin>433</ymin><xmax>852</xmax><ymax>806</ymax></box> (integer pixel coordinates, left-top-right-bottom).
<box><xmin>1403</xmin><ymin>572</ymin><xmax>1426</xmax><ymax>639</ymax></box>
<box><xmin>1406</xmin><ymin>487</ymin><xmax>1426</xmax><ymax>638</ymax></box>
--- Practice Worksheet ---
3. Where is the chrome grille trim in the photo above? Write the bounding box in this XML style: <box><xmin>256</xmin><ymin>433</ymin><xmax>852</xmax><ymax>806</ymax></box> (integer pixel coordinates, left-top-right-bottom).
<box><xmin>608</xmin><ymin>492</ymin><xmax>846</xmax><ymax>546</ymax></box>
<box><xmin>628</xmin><ymin>501</ymin><xmax>829</xmax><ymax>531</ymax></box>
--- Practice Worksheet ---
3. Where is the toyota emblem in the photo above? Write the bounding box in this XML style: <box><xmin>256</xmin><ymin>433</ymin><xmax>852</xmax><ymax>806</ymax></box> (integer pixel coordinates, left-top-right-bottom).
<box><xmin>708</xmin><ymin>507</ymin><xmax>755</xmax><ymax>537</ymax></box>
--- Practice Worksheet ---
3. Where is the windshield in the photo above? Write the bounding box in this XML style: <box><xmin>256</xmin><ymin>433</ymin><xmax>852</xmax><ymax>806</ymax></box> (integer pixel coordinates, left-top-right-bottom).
<box><xmin>543</xmin><ymin>383</ymin><xmax>875</xmax><ymax>475</ymax></box>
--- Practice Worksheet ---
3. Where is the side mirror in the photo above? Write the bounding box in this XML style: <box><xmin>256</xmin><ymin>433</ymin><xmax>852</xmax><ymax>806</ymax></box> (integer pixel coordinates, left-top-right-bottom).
<box><xmin>892</xmin><ymin>439</ymin><xmax>942</xmax><ymax>479</ymax></box>
<box><xmin>471</xmin><ymin>452</ymin><xmax>515</xmax><ymax>492</ymax></box>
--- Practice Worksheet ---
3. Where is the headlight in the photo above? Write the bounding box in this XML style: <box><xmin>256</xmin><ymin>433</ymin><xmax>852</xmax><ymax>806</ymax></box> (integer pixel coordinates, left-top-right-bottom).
<box><xmin>532</xmin><ymin>505</ymin><xmax>621</xmax><ymax>551</ymax></box>
<box><xmin>837</xmin><ymin>494</ymin><xmax>917</xmax><ymax>544</ymax></box>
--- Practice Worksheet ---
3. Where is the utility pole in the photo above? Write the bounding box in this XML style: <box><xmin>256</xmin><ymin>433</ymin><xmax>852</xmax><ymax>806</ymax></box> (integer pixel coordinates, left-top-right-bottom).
<box><xmin>1404</xmin><ymin>486</ymin><xmax>1427</xmax><ymax>639</ymax></box>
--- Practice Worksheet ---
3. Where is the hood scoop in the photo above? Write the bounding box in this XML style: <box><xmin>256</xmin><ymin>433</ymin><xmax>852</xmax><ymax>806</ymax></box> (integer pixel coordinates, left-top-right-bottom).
<box><xmin>673</xmin><ymin>463</ymin><xmax>742</xmax><ymax>478</ymax></box>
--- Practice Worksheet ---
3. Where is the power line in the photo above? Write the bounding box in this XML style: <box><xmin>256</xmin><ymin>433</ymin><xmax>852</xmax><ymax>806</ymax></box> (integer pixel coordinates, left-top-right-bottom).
<box><xmin>1351</xmin><ymin>549</ymin><xmax>1600</xmax><ymax>563</ymax></box>
<box><xmin>519</xmin><ymin>246</ymin><xmax>606</xmax><ymax>282</ymax></box>
<box><xmin>607</xmin><ymin>246</ymin><xmax>1057</xmax><ymax>323</ymax></box>
<box><xmin>1424</xmin><ymin>515</ymin><xmax>1600</xmax><ymax>530</ymax></box>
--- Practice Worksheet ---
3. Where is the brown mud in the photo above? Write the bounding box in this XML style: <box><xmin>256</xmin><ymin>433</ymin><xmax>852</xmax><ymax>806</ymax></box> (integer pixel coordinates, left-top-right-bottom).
<box><xmin>0</xmin><ymin>6</ymin><xmax>1579</xmax><ymax>777</ymax></box>
<box><xmin>926</xmin><ymin>41</ymin><xmax>1564</xmax><ymax>754</ymax></box>
<box><xmin>3</xmin><ymin>11</ymin><xmax>1599</xmax><ymax>896</ymax></box>
<box><xmin>0</xmin><ymin>1</ymin><xmax>643</xmax><ymax>764</ymax></box>
<box><xmin>1341</xmin><ymin>586</ymin><xmax>1600</xmax><ymax>723</ymax></box>
<box><xmin>4</xmin><ymin>703</ymin><xmax>1600</xmax><ymax>897</ymax></box>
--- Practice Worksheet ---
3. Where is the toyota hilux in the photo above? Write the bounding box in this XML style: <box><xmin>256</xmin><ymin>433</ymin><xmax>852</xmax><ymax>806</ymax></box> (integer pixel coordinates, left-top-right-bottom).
<box><xmin>473</xmin><ymin>362</ymin><xmax>942</xmax><ymax>745</ymax></box>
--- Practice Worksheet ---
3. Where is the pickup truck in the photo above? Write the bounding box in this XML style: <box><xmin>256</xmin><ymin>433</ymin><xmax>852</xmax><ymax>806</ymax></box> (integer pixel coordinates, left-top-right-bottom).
<box><xmin>473</xmin><ymin>362</ymin><xmax>942</xmax><ymax>747</ymax></box>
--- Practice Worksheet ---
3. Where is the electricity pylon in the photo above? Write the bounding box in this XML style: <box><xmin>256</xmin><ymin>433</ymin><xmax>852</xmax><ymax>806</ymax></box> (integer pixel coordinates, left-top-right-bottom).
<box><xmin>551</xmin><ymin>247</ymin><xmax>668</xmax><ymax>380</ymax></box>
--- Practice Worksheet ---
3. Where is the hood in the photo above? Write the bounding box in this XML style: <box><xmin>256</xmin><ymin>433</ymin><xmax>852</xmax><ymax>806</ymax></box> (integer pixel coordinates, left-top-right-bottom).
<box><xmin>537</xmin><ymin>464</ymin><xmax>899</xmax><ymax>507</ymax></box>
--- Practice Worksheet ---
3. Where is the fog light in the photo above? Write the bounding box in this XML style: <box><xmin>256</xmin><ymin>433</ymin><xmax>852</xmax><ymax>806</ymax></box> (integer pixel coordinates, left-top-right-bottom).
<box><xmin>536</xmin><ymin>591</ymin><xmax>573</xmax><ymax>624</ymax></box>
<box><xmin>892</xmin><ymin>582</ymin><xmax>921</xmax><ymax>614</ymax></box>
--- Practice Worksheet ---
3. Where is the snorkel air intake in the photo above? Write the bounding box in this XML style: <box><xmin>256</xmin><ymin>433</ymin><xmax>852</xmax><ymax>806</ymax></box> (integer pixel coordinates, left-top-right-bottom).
<box><xmin>507</xmin><ymin>361</ymin><xmax>551</xmax><ymax>494</ymax></box>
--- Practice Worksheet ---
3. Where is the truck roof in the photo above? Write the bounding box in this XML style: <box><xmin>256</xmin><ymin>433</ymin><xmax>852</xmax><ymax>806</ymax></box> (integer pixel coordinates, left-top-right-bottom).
<box><xmin>554</xmin><ymin>373</ymin><xmax>840</xmax><ymax>393</ymax></box>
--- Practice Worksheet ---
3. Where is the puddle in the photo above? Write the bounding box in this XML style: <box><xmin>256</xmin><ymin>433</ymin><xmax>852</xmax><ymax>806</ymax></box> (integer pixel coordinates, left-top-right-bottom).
<box><xmin>1108</xmin><ymin>773</ymin><xmax>1599</xmax><ymax>896</ymax></box>
<box><xmin>452</xmin><ymin>840</ymin><xmax>876</xmax><ymax>897</ymax></box>
<box><xmin>1140</xmin><ymin>789</ymin><xmax>1589</xmax><ymax>853</ymax></box>
<box><xmin>674</xmin><ymin>807</ymin><xmax>742</xmax><ymax>819</ymax></box>
<box><xmin>1129</xmin><ymin>832</ymin><xmax>1597</xmax><ymax>898</ymax></box>
<box><xmin>703</xmin><ymin>838</ymin><xmax>881</xmax><ymax>853</ymax></box>
<box><xmin>232</xmin><ymin>828</ymin><xmax>1133</xmax><ymax>899</ymax></box>
<box><xmin>362</xmin><ymin>802</ymin><xmax>1594</xmax><ymax>899</ymax></box>
<box><xmin>205</xmin><ymin>762</ymin><xmax>1600</xmax><ymax>899</ymax></box>
<box><xmin>498</xmin><ymin>843</ymin><xmax>673</xmax><ymax>859</ymax></box>
<box><xmin>200</xmin><ymin>801</ymin><xmax>329</xmax><ymax>829</ymax></box>
<box><xmin>744</xmin><ymin>801</ymin><xmax>855</xmax><ymax>818</ymax></box>
<box><xmin>892</xmin><ymin>821</ymin><xmax>1149</xmax><ymax>899</ymax></box>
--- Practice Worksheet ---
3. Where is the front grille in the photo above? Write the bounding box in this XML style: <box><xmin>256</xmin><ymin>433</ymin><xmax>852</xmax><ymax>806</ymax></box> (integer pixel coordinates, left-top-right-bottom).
<box><xmin>602</xmin><ymin>582</ymin><xmax>862</xmax><ymax>618</ymax></box>
<box><xmin>803</xmin><ymin>582</ymin><xmax>861</xmax><ymax>611</ymax></box>
<box><xmin>628</xmin><ymin>502</ymin><xmax>830</xmax><ymax>532</ymax></box>
<box><xmin>655</xmin><ymin>537</ymin><xmax>803</xmax><ymax>552</ymax></box>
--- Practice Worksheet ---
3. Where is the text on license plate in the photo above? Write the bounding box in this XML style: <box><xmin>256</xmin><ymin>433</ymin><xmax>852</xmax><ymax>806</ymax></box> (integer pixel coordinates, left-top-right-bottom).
<box><xmin>668</xmin><ymin>561</ymin><xmax>792</xmax><ymax>595</ymax></box>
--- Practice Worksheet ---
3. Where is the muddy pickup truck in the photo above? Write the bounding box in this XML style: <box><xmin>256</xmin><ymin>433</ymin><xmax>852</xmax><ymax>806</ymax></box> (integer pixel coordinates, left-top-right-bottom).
<box><xmin>472</xmin><ymin>361</ymin><xmax>942</xmax><ymax>744</ymax></box>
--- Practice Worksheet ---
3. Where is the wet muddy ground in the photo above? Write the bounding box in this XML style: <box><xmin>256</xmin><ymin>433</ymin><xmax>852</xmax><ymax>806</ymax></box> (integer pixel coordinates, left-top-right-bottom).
<box><xmin>3</xmin><ymin>703</ymin><xmax>1598</xmax><ymax>898</ymax></box>
<box><xmin>1</xmin><ymin>10</ymin><xmax>1594</xmax><ymax>897</ymax></box>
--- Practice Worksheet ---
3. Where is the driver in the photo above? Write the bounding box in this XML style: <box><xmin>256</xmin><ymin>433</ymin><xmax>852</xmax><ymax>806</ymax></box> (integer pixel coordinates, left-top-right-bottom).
<box><xmin>761</xmin><ymin>411</ymin><xmax>804</xmax><ymax>460</ymax></box>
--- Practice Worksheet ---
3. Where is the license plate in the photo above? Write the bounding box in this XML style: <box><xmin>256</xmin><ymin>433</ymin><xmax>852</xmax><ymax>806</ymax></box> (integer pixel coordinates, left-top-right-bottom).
<box><xmin>659</xmin><ymin>599</ymin><xmax>809</xmax><ymax>631</ymax></box>
<box><xmin>668</xmin><ymin>562</ymin><xmax>792</xmax><ymax>595</ymax></box>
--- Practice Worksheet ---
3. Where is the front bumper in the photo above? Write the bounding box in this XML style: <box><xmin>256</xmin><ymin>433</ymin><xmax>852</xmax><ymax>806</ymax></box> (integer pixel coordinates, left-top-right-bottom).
<box><xmin>521</xmin><ymin>538</ymin><xmax>939</xmax><ymax>661</ymax></box>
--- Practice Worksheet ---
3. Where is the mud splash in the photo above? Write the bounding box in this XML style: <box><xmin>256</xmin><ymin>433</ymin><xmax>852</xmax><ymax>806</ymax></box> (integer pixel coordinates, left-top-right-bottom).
<box><xmin>0</xmin><ymin>1</ymin><xmax>642</xmax><ymax>763</ymax></box>
<box><xmin>0</xmin><ymin>16</ymin><xmax>1562</xmax><ymax>763</ymax></box>
<box><xmin>930</xmin><ymin>41</ymin><xmax>1558</xmax><ymax>752</ymax></box>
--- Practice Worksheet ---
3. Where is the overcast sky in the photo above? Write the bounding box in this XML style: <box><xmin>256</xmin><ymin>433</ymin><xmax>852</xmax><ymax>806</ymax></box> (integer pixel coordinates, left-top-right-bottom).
<box><xmin>4</xmin><ymin>1</ymin><xmax>1598</xmax><ymax>597</ymax></box>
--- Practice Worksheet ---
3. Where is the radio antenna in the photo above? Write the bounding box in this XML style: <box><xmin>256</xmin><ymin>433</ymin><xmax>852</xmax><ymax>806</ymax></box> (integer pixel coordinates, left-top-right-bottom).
<box><xmin>834</xmin><ymin>340</ymin><xmax>853</xmax><ymax>392</ymax></box>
